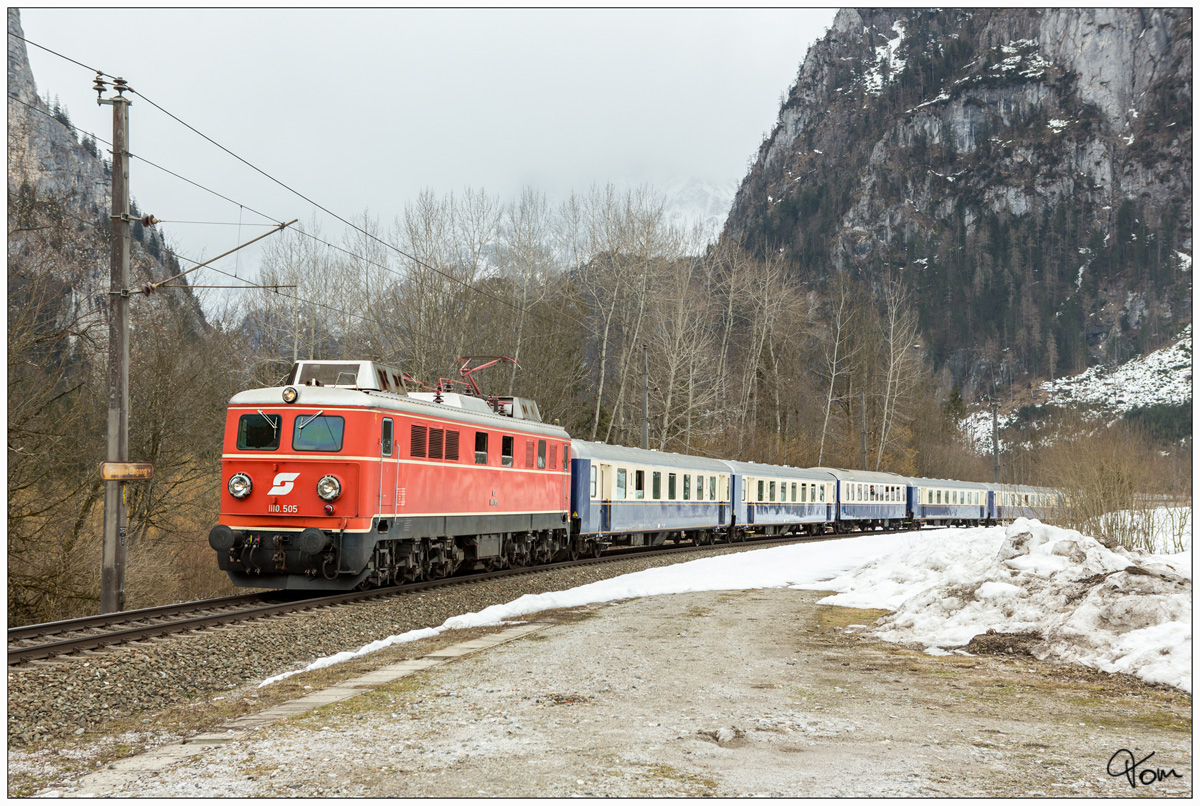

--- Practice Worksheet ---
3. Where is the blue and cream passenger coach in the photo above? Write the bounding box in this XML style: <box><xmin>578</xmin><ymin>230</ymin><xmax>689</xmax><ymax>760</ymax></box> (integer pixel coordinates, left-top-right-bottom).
<box><xmin>817</xmin><ymin>468</ymin><xmax>911</xmax><ymax>532</ymax></box>
<box><xmin>570</xmin><ymin>440</ymin><xmax>733</xmax><ymax>547</ymax></box>
<box><xmin>722</xmin><ymin>461</ymin><xmax>835</xmax><ymax>537</ymax></box>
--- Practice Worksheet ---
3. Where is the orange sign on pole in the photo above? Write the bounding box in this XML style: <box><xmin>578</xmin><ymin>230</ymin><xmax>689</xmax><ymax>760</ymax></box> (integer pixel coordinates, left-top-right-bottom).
<box><xmin>99</xmin><ymin>462</ymin><xmax>155</xmax><ymax>481</ymax></box>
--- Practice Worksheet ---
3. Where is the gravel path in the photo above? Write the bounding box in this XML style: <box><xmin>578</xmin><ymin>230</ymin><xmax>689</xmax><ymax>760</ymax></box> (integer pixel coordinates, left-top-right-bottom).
<box><xmin>9</xmin><ymin>544</ymin><xmax>1192</xmax><ymax>797</ymax></box>
<box><xmin>7</xmin><ymin>543</ymin><xmax>767</xmax><ymax>794</ymax></box>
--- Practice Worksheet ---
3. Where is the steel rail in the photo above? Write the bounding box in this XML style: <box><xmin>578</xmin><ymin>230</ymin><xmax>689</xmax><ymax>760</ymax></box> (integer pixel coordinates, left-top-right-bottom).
<box><xmin>5</xmin><ymin>528</ymin><xmax>886</xmax><ymax>667</ymax></box>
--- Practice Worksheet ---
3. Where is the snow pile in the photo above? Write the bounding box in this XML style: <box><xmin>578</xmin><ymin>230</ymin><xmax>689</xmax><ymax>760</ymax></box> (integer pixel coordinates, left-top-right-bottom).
<box><xmin>810</xmin><ymin>519</ymin><xmax>1192</xmax><ymax>691</ymax></box>
<box><xmin>963</xmin><ymin>323</ymin><xmax>1192</xmax><ymax>451</ymax></box>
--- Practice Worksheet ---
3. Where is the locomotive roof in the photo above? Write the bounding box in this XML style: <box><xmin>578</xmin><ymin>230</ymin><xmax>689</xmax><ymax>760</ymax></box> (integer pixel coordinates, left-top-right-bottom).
<box><xmin>719</xmin><ymin>460</ymin><xmax>837</xmax><ymax>482</ymax></box>
<box><xmin>228</xmin><ymin>385</ymin><xmax>571</xmax><ymax>439</ymax></box>
<box><xmin>569</xmin><ymin>439</ymin><xmax>731</xmax><ymax>472</ymax></box>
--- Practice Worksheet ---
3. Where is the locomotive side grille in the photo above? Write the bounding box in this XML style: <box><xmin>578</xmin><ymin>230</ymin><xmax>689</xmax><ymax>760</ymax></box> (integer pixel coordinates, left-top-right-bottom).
<box><xmin>411</xmin><ymin>425</ymin><xmax>427</xmax><ymax>458</ymax></box>
<box><xmin>525</xmin><ymin>440</ymin><xmax>535</xmax><ymax>468</ymax></box>
<box><xmin>429</xmin><ymin>427</ymin><xmax>444</xmax><ymax>460</ymax></box>
<box><xmin>445</xmin><ymin>430</ymin><xmax>460</xmax><ymax>461</ymax></box>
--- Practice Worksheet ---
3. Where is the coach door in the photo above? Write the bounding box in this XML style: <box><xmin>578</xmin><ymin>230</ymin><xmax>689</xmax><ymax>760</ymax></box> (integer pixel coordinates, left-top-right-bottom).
<box><xmin>379</xmin><ymin>418</ymin><xmax>396</xmax><ymax>514</ymax></box>
<box><xmin>718</xmin><ymin>475</ymin><xmax>727</xmax><ymax>527</ymax></box>
<box><xmin>599</xmin><ymin>464</ymin><xmax>612</xmax><ymax>532</ymax></box>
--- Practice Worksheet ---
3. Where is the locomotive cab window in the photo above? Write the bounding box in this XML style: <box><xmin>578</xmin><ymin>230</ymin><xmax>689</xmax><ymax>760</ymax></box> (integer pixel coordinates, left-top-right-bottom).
<box><xmin>381</xmin><ymin>418</ymin><xmax>393</xmax><ymax>456</ymax></box>
<box><xmin>475</xmin><ymin>432</ymin><xmax>488</xmax><ymax>465</ymax></box>
<box><xmin>293</xmin><ymin>414</ymin><xmax>345</xmax><ymax>452</ymax></box>
<box><xmin>236</xmin><ymin>413</ymin><xmax>281</xmax><ymax>451</ymax></box>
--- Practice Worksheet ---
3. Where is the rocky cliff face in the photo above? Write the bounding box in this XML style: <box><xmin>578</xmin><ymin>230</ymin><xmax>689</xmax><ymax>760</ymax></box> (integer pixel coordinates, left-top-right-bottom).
<box><xmin>8</xmin><ymin>8</ymin><xmax>199</xmax><ymax>332</ymax></box>
<box><xmin>723</xmin><ymin>8</ymin><xmax>1191</xmax><ymax>400</ymax></box>
<box><xmin>8</xmin><ymin>8</ymin><xmax>110</xmax><ymax>217</ymax></box>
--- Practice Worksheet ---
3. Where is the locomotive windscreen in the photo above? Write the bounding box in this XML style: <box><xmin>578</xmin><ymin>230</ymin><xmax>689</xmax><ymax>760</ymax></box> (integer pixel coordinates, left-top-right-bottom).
<box><xmin>236</xmin><ymin>413</ymin><xmax>281</xmax><ymax>450</ymax></box>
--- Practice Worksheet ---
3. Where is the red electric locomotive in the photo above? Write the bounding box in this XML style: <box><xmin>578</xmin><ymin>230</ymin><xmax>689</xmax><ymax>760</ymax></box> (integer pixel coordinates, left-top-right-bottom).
<box><xmin>208</xmin><ymin>359</ymin><xmax>574</xmax><ymax>590</ymax></box>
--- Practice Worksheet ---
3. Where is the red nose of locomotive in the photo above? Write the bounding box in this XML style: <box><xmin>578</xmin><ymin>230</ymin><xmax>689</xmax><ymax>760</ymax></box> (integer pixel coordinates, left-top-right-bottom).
<box><xmin>220</xmin><ymin>460</ymin><xmax>360</xmax><ymax>520</ymax></box>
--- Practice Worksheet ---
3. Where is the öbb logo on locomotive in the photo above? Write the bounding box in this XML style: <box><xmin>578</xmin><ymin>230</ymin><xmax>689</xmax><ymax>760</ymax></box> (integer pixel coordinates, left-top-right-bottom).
<box><xmin>209</xmin><ymin>359</ymin><xmax>1061</xmax><ymax>593</ymax></box>
<box><xmin>267</xmin><ymin>472</ymin><xmax>300</xmax><ymax>496</ymax></box>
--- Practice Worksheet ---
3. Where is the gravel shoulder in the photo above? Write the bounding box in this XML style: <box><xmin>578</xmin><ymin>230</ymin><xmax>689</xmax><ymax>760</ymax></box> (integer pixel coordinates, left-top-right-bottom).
<box><xmin>15</xmin><ymin>584</ymin><xmax>1192</xmax><ymax>798</ymax></box>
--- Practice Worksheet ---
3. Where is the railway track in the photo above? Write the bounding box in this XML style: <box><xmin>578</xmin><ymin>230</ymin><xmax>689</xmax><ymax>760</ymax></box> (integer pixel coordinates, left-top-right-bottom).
<box><xmin>5</xmin><ymin>529</ymin><xmax>864</xmax><ymax>667</ymax></box>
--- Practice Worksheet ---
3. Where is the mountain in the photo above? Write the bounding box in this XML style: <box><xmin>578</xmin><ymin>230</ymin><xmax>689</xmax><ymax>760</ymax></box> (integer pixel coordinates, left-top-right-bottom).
<box><xmin>721</xmin><ymin>8</ymin><xmax>1192</xmax><ymax>403</ymax></box>
<box><xmin>7</xmin><ymin>7</ymin><xmax>198</xmax><ymax>324</ymax></box>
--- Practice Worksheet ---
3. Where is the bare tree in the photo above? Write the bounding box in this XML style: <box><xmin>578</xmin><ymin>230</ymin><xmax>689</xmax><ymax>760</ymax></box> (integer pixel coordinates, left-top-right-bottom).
<box><xmin>873</xmin><ymin>280</ymin><xmax>922</xmax><ymax>469</ymax></box>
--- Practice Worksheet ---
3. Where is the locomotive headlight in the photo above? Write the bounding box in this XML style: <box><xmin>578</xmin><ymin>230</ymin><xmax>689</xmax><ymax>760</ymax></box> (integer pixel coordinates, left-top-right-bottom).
<box><xmin>316</xmin><ymin>474</ymin><xmax>342</xmax><ymax>501</ymax></box>
<box><xmin>228</xmin><ymin>472</ymin><xmax>253</xmax><ymax>499</ymax></box>
<box><xmin>282</xmin><ymin>386</ymin><xmax>299</xmax><ymax>404</ymax></box>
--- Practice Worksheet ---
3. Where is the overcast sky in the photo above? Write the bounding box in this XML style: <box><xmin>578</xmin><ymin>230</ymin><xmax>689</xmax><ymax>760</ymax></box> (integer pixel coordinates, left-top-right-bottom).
<box><xmin>18</xmin><ymin>7</ymin><xmax>836</xmax><ymax>277</ymax></box>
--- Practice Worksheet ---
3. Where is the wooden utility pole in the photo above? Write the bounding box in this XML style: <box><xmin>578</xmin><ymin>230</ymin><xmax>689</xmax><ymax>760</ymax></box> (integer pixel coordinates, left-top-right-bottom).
<box><xmin>98</xmin><ymin>75</ymin><xmax>131</xmax><ymax>613</ymax></box>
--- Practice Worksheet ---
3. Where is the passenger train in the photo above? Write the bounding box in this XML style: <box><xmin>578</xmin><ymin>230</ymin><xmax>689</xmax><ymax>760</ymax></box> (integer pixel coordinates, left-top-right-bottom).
<box><xmin>209</xmin><ymin>360</ymin><xmax>1061</xmax><ymax>591</ymax></box>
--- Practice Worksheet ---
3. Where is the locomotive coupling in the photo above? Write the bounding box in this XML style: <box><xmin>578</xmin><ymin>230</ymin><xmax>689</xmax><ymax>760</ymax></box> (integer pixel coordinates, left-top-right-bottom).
<box><xmin>208</xmin><ymin>524</ymin><xmax>243</xmax><ymax>552</ymax></box>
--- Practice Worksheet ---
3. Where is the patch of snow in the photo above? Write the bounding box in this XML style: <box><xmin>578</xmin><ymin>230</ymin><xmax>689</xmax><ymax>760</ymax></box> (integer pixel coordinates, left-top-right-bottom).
<box><xmin>863</xmin><ymin>19</ymin><xmax>907</xmax><ymax>95</ymax></box>
<box><xmin>964</xmin><ymin>326</ymin><xmax>1192</xmax><ymax>452</ymax></box>
<box><xmin>1176</xmin><ymin>251</ymin><xmax>1191</xmax><ymax>272</ymax></box>
<box><xmin>1047</xmin><ymin>119</ymin><xmax>1069</xmax><ymax>133</ymax></box>
<box><xmin>907</xmin><ymin>91</ymin><xmax>951</xmax><ymax>114</ymax></box>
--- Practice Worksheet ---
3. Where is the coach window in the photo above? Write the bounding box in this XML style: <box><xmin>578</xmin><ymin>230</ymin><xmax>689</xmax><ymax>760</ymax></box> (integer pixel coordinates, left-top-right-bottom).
<box><xmin>590</xmin><ymin>465</ymin><xmax>598</xmax><ymax>498</ymax></box>
<box><xmin>616</xmin><ymin>469</ymin><xmax>627</xmax><ymax>500</ymax></box>
<box><xmin>653</xmin><ymin>471</ymin><xmax>662</xmax><ymax>500</ymax></box>
<box><xmin>820</xmin><ymin>485</ymin><xmax>826</xmax><ymax>503</ymax></box>
<box><xmin>669</xmin><ymin>473</ymin><xmax>677</xmax><ymax>500</ymax></box>
<box><xmin>683</xmin><ymin>475</ymin><xmax>691</xmax><ymax>501</ymax></box>
<box><xmin>634</xmin><ymin>470</ymin><xmax>645</xmax><ymax>499</ymax></box>
<box><xmin>710</xmin><ymin>476</ymin><xmax>717</xmax><ymax>500</ymax></box>
<box><xmin>502</xmin><ymin>435</ymin><xmax>514</xmax><ymax>467</ymax></box>
<box><xmin>380</xmin><ymin>418</ymin><xmax>393</xmax><ymax>457</ymax></box>
<box><xmin>697</xmin><ymin>475</ymin><xmax>705</xmax><ymax>501</ymax></box>
<box><xmin>537</xmin><ymin>440</ymin><xmax>546</xmax><ymax>469</ymax></box>
<box><xmin>757</xmin><ymin>480</ymin><xmax>764</xmax><ymax>502</ymax></box>
<box><xmin>475</xmin><ymin>432</ymin><xmax>488</xmax><ymax>464</ymax></box>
